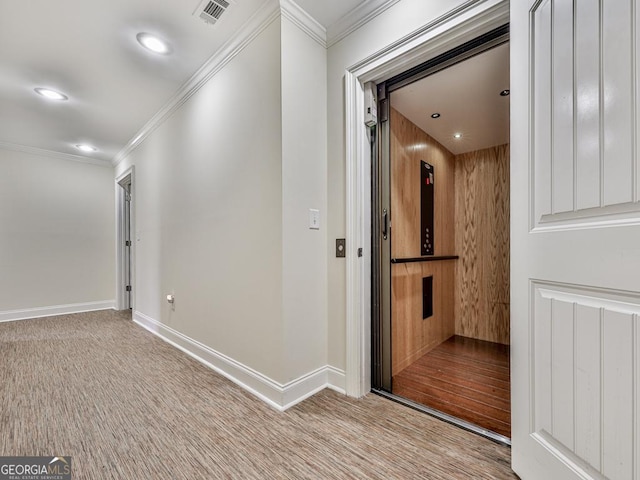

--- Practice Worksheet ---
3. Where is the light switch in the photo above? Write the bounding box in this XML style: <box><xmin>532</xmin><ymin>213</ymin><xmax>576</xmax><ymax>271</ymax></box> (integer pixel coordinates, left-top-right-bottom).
<box><xmin>309</xmin><ymin>209</ymin><xmax>320</xmax><ymax>230</ymax></box>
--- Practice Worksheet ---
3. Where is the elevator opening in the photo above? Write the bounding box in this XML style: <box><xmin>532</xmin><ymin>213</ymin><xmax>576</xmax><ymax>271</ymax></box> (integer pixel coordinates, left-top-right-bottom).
<box><xmin>371</xmin><ymin>26</ymin><xmax>511</xmax><ymax>444</ymax></box>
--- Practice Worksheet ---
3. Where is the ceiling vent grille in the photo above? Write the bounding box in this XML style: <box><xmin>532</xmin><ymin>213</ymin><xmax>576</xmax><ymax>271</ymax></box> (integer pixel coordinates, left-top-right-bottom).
<box><xmin>194</xmin><ymin>0</ymin><xmax>230</xmax><ymax>25</ymax></box>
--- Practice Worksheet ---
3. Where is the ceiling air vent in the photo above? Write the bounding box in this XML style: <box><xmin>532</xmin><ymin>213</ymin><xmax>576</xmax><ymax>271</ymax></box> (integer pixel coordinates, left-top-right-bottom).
<box><xmin>194</xmin><ymin>0</ymin><xmax>231</xmax><ymax>25</ymax></box>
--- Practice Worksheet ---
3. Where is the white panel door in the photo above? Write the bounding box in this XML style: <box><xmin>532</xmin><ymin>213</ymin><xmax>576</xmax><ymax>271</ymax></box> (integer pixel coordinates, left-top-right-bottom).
<box><xmin>511</xmin><ymin>1</ymin><xmax>640</xmax><ymax>479</ymax></box>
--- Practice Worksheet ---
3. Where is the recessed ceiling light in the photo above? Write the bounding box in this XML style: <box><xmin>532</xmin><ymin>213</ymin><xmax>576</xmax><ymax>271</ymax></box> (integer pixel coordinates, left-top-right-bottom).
<box><xmin>453</xmin><ymin>133</ymin><xmax>463</xmax><ymax>139</ymax></box>
<box><xmin>75</xmin><ymin>144</ymin><xmax>97</xmax><ymax>153</ymax></box>
<box><xmin>136</xmin><ymin>32</ymin><xmax>171</xmax><ymax>55</ymax></box>
<box><xmin>500</xmin><ymin>89</ymin><xmax>510</xmax><ymax>96</ymax></box>
<box><xmin>34</xmin><ymin>88</ymin><xmax>68</xmax><ymax>101</ymax></box>
<box><xmin>430</xmin><ymin>113</ymin><xmax>441</xmax><ymax>118</ymax></box>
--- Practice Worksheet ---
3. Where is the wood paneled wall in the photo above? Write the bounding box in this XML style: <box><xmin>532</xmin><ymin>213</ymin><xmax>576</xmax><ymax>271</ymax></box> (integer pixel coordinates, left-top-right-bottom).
<box><xmin>454</xmin><ymin>144</ymin><xmax>510</xmax><ymax>345</ymax></box>
<box><xmin>390</xmin><ymin>108</ymin><xmax>456</xmax><ymax>375</ymax></box>
<box><xmin>390</xmin><ymin>108</ymin><xmax>456</xmax><ymax>258</ymax></box>
<box><xmin>392</xmin><ymin>261</ymin><xmax>455</xmax><ymax>374</ymax></box>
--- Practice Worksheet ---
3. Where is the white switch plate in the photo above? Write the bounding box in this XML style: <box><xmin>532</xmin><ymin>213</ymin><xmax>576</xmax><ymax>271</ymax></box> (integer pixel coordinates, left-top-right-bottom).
<box><xmin>309</xmin><ymin>209</ymin><xmax>320</xmax><ymax>230</ymax></box>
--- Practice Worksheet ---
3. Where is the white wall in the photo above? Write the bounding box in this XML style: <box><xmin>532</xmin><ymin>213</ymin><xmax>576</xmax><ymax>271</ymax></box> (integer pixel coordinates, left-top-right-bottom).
<box><xmin>115</xmin><ymin>10</ymin><xmax>332</xmax><ymax>404</ymax></box>
<box><xmin>116</xmin><ymin>19</ymin><xmax>286</xmax><ymax>382</ymax></box>
<box><xmin>280</xmin><ymin>17</ymin><xmax>328</xmax><ymax>383</ymax></box>
<box><xmin>112</xmin><ymin>0</ymin><xmax>482</xmax><ymax>405</ymax></box>
<box><xmin>325</xmin><ymin>0</ymin><xmax>469</xmax><ymax>371</ymax></box>
<box><xmin>0</xmin><ymin>147</ymin><xmax>115</xmax><ymax>315</ymax></box>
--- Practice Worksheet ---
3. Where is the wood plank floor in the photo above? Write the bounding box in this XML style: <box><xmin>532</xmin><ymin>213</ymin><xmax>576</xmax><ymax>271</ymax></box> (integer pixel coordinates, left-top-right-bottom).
<box><xmin>393</xmin><ymin>335</ymin><xmax>511</xmax><ymax>438</ymax></box>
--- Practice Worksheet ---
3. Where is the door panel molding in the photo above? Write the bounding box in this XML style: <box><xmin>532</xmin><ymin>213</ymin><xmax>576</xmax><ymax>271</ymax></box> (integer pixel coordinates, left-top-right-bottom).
<box><xmin>512</xmin><ymin>0</ymin><xmax>640</xmax><ymax>477</ymax></box>
<box><xmin>530</xmin><ymin>431</ymin><xmax>606</xmax><ymax>480</ymax></box>
<box><xmin>530</xmin><ymin>0</ymin><xmax>640</xmax><ymax>231</ymax></box>
<box><xmin>530</xmin><ymin>279</ymin><xmax>640</xmax><ymax>479</ymax></box>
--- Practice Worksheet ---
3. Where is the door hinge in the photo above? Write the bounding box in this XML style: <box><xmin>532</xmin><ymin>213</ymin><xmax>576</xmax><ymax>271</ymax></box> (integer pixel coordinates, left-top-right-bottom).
<box><xmin>357</xmin><ymin>247</ymin><xmax>363</xmax><ymax>257</ymax></box>
<box><xmin>126</xmin><ymin>285</ymin><xmax>132</xmax><ymax>292</ymax></box>
<box><xmin>125</xmin><ymin>240</ymin><xmax>131</xmax><ymax>247</ymax></box>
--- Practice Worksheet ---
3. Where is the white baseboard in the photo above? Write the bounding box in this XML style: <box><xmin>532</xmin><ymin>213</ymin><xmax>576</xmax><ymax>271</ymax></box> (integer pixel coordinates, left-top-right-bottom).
<box><xmin>0</xmin><ymin>300</ymin><xmax>115</xmax><ymax>323</ymax></box>
<box><xmin>133</xmin><ymin>310</ymin><xmax>347</xmax><ymax>410</ymax></box>
<box><xmin>327</xmin><ymin>366</ymin><xmax>347</xmax><ymax>394</ymax></box>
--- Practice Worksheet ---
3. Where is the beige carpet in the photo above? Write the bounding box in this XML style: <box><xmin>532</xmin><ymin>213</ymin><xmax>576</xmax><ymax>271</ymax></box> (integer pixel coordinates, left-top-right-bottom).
<box><xmin>0</xmin><ymin>310</ymin><xmax>517</xmax><ymax>479</ymax></box>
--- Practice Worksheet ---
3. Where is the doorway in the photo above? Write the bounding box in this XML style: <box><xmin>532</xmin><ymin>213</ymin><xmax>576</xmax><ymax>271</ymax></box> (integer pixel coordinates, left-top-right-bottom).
<box><xmin>372</xmin><ymin>27</ymin><xmax>511</xmax><ymax>443</ymax></box>
<box><xmin>117</xmin><ymin>171</ymin><xmax>134</xmax><ymax>311</ymax></box>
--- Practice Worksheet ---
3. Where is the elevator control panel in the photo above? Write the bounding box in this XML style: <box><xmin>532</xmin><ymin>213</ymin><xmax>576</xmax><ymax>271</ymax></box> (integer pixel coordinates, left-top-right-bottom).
<box><xmin>421</xmin><ymin>161</ymin><xmax>435</xmax><ymax>256</ymax></box>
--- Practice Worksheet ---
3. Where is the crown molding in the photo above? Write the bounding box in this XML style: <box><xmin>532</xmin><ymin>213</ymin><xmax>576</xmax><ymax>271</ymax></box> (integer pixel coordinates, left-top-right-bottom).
<box><xmin>112</xmin><ymin>0</ymin><xmax>281</xmax><ymax>167</ymax></box>
<box><xmin>114</xmin><ymin>0</ymin><xmax>404</xmax><ymax>167</ymax></box>
<box><xmin>280</xmin><ymin>0</ymin><xmax>327</xmax><ymax>48</ymax></box>
<box><xmin>326</xmin><ymin>0</ymin><xmax>402</xmax><ymax>48</ymax></box>
<box><xmin>0</xmin><ymin>141</ymin><xmax>112</xmax><ymax>168</ymax></box>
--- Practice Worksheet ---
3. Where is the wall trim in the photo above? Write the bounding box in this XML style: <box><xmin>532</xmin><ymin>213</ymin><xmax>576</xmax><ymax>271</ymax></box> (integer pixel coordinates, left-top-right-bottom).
<box><xmin>326</xmin><ymin>0</ymin><xmax>402</xmax><ymax>48</ymax></box>
<box><xmin>0</xmin><ymin>141</ymin><xmax>112</xmax><ymax>168</ymax></box>
<box><xmin>112</xmin><ymin>1</ymin><xmax>281</xmax><ymax>167</ymax></box>
<box><xmin>133</xmin><ymin>311</ymin><xmax>344</xmax><ymax>410</ymax></box>
<box><xmin>0</xmin><ymin>301</ymin><xmax>115</xmax><ymax>323</ymax></box>
<box><xmin>344</xmin><ymin>0</ymin><xmax>509</xmax><ymax>398</ymax></box>
<box><xmin>280</xmin><ymin>0</ymin><xmax>327</xmax><ymax>48</ymax></box>
<box><xmin>327</xmin><ymin>366</ymin><xmax>347</xmax><ymax>394</ymax></box>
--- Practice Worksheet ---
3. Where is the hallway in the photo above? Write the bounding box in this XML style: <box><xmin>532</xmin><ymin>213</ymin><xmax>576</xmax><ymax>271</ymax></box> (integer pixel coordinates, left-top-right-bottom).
<box><xmin>0</xmin><ymin>310</ymin><xmax>516</xmax><ymax>479</ymax></box>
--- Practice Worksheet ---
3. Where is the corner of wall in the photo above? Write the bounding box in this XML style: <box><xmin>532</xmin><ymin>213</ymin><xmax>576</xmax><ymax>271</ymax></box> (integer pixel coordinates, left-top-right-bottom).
<box><xmin>280</xmin><ymin>10</ymin><xmax>329</xmax><ymax>383</ymax></box>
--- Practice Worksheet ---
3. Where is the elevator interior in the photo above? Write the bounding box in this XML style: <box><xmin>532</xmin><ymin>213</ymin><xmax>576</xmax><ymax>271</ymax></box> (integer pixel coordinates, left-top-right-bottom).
<box><xmin>373</xmin><ymin>35</ymin><xmax>511</xmax><ymax>441</ymax></box>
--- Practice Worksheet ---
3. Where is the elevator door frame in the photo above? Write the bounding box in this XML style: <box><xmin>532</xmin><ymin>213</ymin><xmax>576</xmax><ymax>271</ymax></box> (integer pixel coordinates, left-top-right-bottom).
<box><xmin>371</xmin><ymin>25</ymin><xmax>510</xmax><ymax>445</ymax></box>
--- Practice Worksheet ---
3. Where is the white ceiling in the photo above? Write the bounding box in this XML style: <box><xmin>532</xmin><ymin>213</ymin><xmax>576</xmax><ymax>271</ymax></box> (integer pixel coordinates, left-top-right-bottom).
<box><xmin>0</xmin><ymin>0</ymin><xmax>508</xmax><ymax>162</ymax></box>
<box><xmin>0</xmin><ymin>0</ymin><xmax>373</xmax><ymax>165</ymax></box>
<box><xmin>0</xmin><ymin>0</ymin><xmax>273</xmax><ymax>163</ymax></box>
<box><xmin>391</xmin><ymin>42</ymin><xmax>510</xmax><ymax>155</ymax></box>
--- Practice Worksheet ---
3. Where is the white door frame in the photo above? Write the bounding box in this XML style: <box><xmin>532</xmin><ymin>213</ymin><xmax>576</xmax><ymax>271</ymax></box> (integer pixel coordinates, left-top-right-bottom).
<box><xmin>344</xmin><ymin>0</ymin><xmax>510</xmax><ymax>397</ymax></box>
<box><xmin>116</xmin><ymin>166</ymin><xmax>135</xmax><ymax>311</ymax></box>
